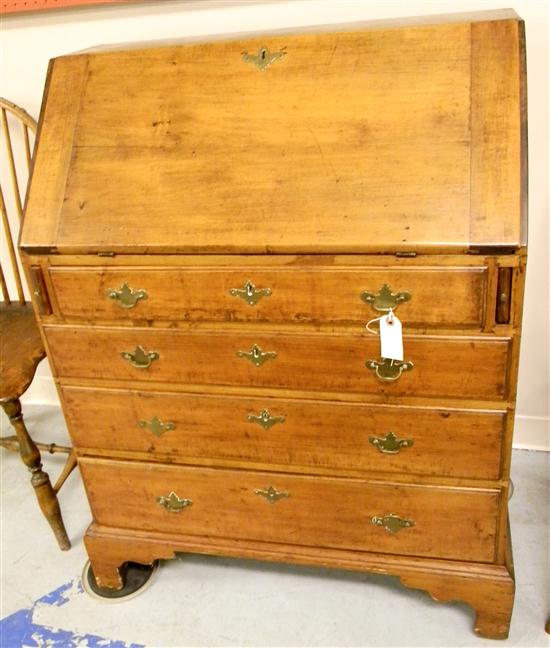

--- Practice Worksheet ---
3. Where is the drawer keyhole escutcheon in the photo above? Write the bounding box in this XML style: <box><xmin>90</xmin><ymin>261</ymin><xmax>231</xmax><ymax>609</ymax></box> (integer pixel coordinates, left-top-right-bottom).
<box><xmin>237</xmin><ymin>344</ymin><xmax>277</xmax><ymax>367</ymax></box>
<box><xmin>369</xmin><ymin>431</ymin><xmax>413</xmax><ymax>454</ymax></box>
<box><xmin>372</xmin><ymin>513</ymin><xmax>415</xmax><ymax>534</ymax></box>
<box><xmin>106</xmin><ymin>283</ymin><xmax>148</xmax><ymax>308</ymax></box>
<box><xmin>121</xmin><ymin>345</ymin><xmax>159</xmax><ymax>369</ymax></box>
<box><xmin>366</xmin><ymin>358</ymin><xmax>413</xmax><ymax>382</ymax></box>
<box><xmin>254</xmin><ymin>486</ymin><xmax>289</xmax><ymax>503</ymax></box>
<box><xmin>229</xmin><ymin>280</ymin><xmax>272</xmax><ymax>306</ymax></box>
<box><xmin>139</xmin><ymin>417</ymin><xmax>175</xmax><ymax>437</ymax></box>
<box><xmin>156</xmin><ymin>491</ymin><xmax>192</xmax><ymax>513</ymax></box>
<box><xmin>247</xmin><ymin>409</ymin><xmax>285</xmax><ymax>430</ymax></box>
<box><xmin>242</xmin><ymin>46</ymin><xmax>286</xmax><ymax>71</ymax></box>
<box><xmin>360</xmin><ymin>284</ymin><xmax>411</xmax><ymax>312</ymax></box>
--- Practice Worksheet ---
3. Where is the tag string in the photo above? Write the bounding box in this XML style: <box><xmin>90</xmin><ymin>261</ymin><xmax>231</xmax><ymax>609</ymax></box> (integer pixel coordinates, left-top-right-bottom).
<box><xmin>365</xmin><ymin>308</ymin><xmax>394</xmax><ymax>335</ymax></box>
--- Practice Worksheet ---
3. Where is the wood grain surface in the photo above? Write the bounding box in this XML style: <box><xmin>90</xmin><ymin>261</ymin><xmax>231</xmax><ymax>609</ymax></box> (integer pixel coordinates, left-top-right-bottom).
<box><xmin>48</xmin><ymin>264</ymin><xmax>488</xmax><ymax>328</ymax></box>
<box><xmin>61</xmin><ymin>385</ymin><xmax>507</xmax><ymax>480</ymax></box>
<box><xmin>80</xmin><ymin>457</ymin><xmax>500</xmax><ymax>563</ymax></box>
<box><xmin>44</xmin><ymin>325</ymin><xmax>511</xmax><ymax>400</ymax></box>
<box><xmin>20</xmin><ymin>17</ymin><xmax>525</xmax><ymax>254</ymax></box>
<box><xmin>84</xmin><ymin>521</ymin><xmax>515</xmax><ymax>639</ymax></box>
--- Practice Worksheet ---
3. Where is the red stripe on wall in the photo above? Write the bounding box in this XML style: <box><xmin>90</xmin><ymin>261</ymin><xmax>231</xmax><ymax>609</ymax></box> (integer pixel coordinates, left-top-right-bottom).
<box><xmin>2</xmin><ymin>0</ymin><xmax>141</xmax><ymax>14</ymax></box>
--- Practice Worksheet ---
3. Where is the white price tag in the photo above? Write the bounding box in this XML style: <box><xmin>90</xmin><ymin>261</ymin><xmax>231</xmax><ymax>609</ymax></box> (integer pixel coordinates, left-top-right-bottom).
<box><xmin>379</xmin><ymin>311</ymin><xmax>403</xmax><ymax>361</ymax></box>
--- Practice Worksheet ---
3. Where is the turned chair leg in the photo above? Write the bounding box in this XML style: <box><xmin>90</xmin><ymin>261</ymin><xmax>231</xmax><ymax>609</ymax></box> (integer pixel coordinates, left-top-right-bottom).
<box><xmin>1</xmin><ymin>398</ymin><xmax>71</xmax><ymax>550</ymax></box>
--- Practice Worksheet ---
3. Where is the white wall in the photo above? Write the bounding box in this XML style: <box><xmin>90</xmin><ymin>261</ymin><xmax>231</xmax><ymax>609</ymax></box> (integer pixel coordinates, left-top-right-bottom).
<box><xmin>1</xmin><ymin>0</ymin><xmax>548</xmax><ymax>449</ymax></box>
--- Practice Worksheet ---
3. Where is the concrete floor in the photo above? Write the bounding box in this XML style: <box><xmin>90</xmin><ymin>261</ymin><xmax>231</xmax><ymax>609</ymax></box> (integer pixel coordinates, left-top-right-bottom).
<box><xmin>0</xmin><ymin>404</ymin><xmax>548</xmax><ymax>647</ymax></box>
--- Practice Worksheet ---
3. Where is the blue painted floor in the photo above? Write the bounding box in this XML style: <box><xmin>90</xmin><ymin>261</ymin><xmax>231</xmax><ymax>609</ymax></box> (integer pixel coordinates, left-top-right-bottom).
<box><xmin>1</xmin><ymin>579</ymin><xmax>143</xmax><ymax>648</ymax></box>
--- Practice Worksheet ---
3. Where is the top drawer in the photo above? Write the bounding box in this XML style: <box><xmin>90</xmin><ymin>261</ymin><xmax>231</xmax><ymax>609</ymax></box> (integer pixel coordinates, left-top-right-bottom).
<box><xmin>47</xmin><ymin>264</ymin><xmax>488</xmax><ymax>328</ymax></box>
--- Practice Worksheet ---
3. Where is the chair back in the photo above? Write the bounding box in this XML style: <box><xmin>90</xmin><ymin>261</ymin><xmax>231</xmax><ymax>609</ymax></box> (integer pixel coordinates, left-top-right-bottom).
<box><xmin>0</xmin><ymin>97</ymin><xmax>37</xmax><ymax>305</ymax></box>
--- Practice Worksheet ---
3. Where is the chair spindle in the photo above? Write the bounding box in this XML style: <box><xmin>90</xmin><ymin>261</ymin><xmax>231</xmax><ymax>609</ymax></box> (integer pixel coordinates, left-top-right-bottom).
<box><xmin>0</xmin><ymin>186</ymin><xmax>25</xmax><ymax>304</ymax></box>
<box><xmin>1</xmin><ymin>107</ymin><xmax>24</xmax><ymax>223</ymax></box>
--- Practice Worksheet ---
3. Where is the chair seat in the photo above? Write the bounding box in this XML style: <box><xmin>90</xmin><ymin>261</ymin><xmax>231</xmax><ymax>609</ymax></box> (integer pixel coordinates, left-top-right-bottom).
<box><xmin>0</xmin><ymin>303</ymin><xmax>45</xmax><ymax>401</ymax></box>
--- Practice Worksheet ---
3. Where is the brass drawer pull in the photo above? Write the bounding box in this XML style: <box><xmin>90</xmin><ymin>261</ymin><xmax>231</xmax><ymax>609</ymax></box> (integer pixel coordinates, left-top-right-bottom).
<box><xmin>237</xmin><ymin>344</ymin><xmax>277</xmax><ymax>367</ymax></box>
<box><xmin>156</xmin><ymin>491</ymin><xmax>192</xmax><ymax>513</ymax></box>
<box><xmin>369</xmin><ymin>431</ymin><xmax>413</xmax><ymax>454</ymax></box>
<box><xmin>360</xmin><ymin>284</ymin><xmax>411</xmax><ymax>312</ymax></box>
<box><xmin>372</xmin><ymin>513</ymin><xmax>415</xmax><ymax>534</ymax></box>
<box><xmin>254</xmin><ymin>486</ymin><xmax>289</xmax><ymax>503</ymax></box>
<box><xmin>247</xmin><ymin>409</ymin><xmax>285</xmax><ymax>430</ymax></box>
<box><xmin>242</xmin><ymin>46</ymin><xmax>286</xmax><ymax>71</ymax></box>
<box><xmin>121</xmin><ymin>345</ymin><xmax>159</xmax><ymax>369</ymax></box>
<box><xmin>139</xmin><ymin>416</ymin><xmax>175</xmax><ymax>437</ymax></box>
<box><xmin>106</xmin><ymin>282</ymin><xmax>148</xmax><ymax>308</ymax></box>
<box><xmin>365</xmin><ymin>358</ymin><xmax>413</xmax><ymax>382</ymax></box>
<box><xmin>229</xmin><ymin>280</ymin><xmax>272</xmax><ymax>306</ymax></box>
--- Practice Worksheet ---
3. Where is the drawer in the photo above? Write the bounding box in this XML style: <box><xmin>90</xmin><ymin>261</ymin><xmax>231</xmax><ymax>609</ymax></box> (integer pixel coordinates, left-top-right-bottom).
<box><xmin>48</xmin><ymin>265</ymin><xmax>488</xmax><ymax>328</ymax></box>
<box><xmin>80</xmin><ymin>458</ymin><xmax>499</xmax><ymax>563</ymax></box>
<box><xmin>46</xmin><ymin>325</ymin><xmax>510</xmax><ymax>400</ymax></box>
<box><xmin>63</xmin><ymin>386</ymin><xmax>506</xmax><ymax>480</ymax></box>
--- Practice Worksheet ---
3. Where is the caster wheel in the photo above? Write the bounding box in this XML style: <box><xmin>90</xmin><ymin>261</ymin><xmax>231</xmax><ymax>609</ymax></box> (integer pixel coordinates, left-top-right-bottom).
<box><xmin>81</xmin><ymin>560</ymin><xmax>159</xmax><ymax>602</ymax></box>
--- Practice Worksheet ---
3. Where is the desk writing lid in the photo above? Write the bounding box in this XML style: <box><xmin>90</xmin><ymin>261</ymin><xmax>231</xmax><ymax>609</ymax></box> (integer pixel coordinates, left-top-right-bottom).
<box><xmin>21</xmin><ymin>11</ymin><xmax>526</xmax><ymax>255</ymax></box>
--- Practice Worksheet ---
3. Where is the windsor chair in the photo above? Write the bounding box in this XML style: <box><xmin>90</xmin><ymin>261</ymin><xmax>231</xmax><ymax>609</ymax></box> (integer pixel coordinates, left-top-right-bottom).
<box><xmin>0</xmin><ymin>97</ymin><xmax>75</xmax><ymax>550</ymax></box>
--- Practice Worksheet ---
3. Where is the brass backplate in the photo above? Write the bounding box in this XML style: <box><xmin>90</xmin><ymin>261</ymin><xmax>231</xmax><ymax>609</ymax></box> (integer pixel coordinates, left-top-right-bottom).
<box><xmin>254</xmin><ymin>486</ymin><xmax>289</xmax><ymax>503</ymax></box>
<box><xmin>369</xmin><ymin>431</ymin><xmax>413</xmax><ymax>454</ymax></box>
<box><xmin>139</xmin><ymin>416</ymin><xmax>175</xmax><ymax>437</ymax></box>
<box><xmin>242</xmin><ymin>46</ymin><xmax>286</xmax><ymax>70</ymax></box>
<box><xmin>237</xmin><ymin>344</ymin><xmax>277</xmax><ymax>367</ymax></box>
<box><xmin>229</xmin><ymin>280</ymin><xmax>272</xmax><ymax>306</ymax></box>
<box><xmin>371</xmin><ymin>513</ymin><xmax>415</xmax><ymax>534</ymax></box>
<box><xmin>247</xmin><ymin>409</ymin><xmax>285</xmax><ymax>430</ymax></box>
<box><xmin>156</xmin><ymin>491</ymin><xmax>192</xmax><ymax>513</ymax></box>
<box><xmin>121</xmin><ymin>346</ymin><xmax>159</xmax><ymax>369</ymax></box>
<box><xmin>365</xmin><ymin>358</ymin><xmax>414</xmax><ymax>382</ymax></box>
<box><xmin>360</xmin><ymin>284</ymin><xmax>411</xmax><ymax>312</ymax></box>
<box><xmin>106</xmin><ymin>283</ymin><xmax>147</xmax><ymax>308</ymax></box>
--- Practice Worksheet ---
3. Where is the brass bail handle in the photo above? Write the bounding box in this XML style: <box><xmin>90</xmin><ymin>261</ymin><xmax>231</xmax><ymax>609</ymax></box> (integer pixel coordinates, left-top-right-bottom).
<box><xmin>369</xmin><ymin>431</ymin><xmax>413</xmax><ymax>454</ymax></box>
<box><xmin>360</xmin><ymin>284</ymin><xmax>411</xmax><ymax>313</ymax></box>
<box><xmin>121</xmin><ymin>345</ymin><xmax>159</xmax><ymax>369</ymax></box>
<box><xmin>365</xmin><ymin>358</ymin><xmax>413</xmax><ymax>382</ymax></box>
<box><xmin>371</xmin><ymin>513</ymin><xmax>415</xmax><ymax>534</ymax></box>
<box><xmin>106</xmin><ymin>283</ymin><xmax>148</xmax><ymax>308</ymax></box>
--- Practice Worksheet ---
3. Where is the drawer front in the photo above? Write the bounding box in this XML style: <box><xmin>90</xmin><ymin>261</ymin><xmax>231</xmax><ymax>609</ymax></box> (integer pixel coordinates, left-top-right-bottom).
<box><xmin>63</xmin><ymin>386</ymin><xmax>505</xmax><ymax>480</ymax></box>
<box><xmin>46</xmin><ymin>326</ymin><xmax>510</xmax><ymax>400</ymax></box>
<box><xmin>48</xmin><ymin>265</ymin><xmax>487</xmax><ymax>328</ymax></box>
<box><xmin>80</xmin><ymin>459</ymin><xmax>499</xmax><ymax>563</ymax></box>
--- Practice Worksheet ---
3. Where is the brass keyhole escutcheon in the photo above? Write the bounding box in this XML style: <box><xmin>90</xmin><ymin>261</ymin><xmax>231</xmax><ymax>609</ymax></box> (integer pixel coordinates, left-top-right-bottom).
<box><xmin>254</xmin><ymin>486</ymin><xmax>289</xmax><ymax>503</ymax></box>
<box><xmin>365</xmin><ymin>358</ymin><xmax>413</xmax><ymax>382</ymax></box>
<box><xmin>106</xmin><ymin>283</ymin><xmax>148</xmax><ymax>308</ymax></box>
<box><xmin>156</xmin><ymin>491</ymin><xmax>192</xmax><ymax>513</ymax></box>
<box><xmin>360</xmin><ymin>284</ymin><xmax>411</xmax><ymax>313</ymax></box>
<box><xmin>237</xmin><ymin>344</ymin><xmax>277</xmax><ymax>367</ymax></box>
<box><xmin>229</xmin><ymin>280</ymin><xmax>272</xmax><ymax>306</ymax></box>
<box><xmin>369</xmin><ymin>431</ymin><xmax>413</xmax><ymax>454</ymax></box>
<box><xmin>242</xmin><ymin>46</ymin><xmax>286</xmax><ymax>71</ymax></box>
<box><xmin>247</xmin><ymin>409</ymin><xmax>285</xmax><ymax>430</ymax></box>
<box><xmin>121</xmin><ymin>345</ymin><xmax>159</xmax><ymax>369</ymax></box>
<box><xmin>371</xmin><ymin>513</ymin><xmax>415</xmax><ymax>534</ymax></box>
<box><xmin>139</xmin><ymin>417</ymin><xmax>175</xmax><ymax>437</ymax></box>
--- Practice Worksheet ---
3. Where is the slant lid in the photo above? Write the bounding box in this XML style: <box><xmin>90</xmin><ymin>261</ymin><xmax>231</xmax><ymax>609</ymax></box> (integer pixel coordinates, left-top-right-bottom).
<box><xmin>21</xmin><ymin>11</ymin><xmax>526</xmax><ymax>254</ymax></box>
